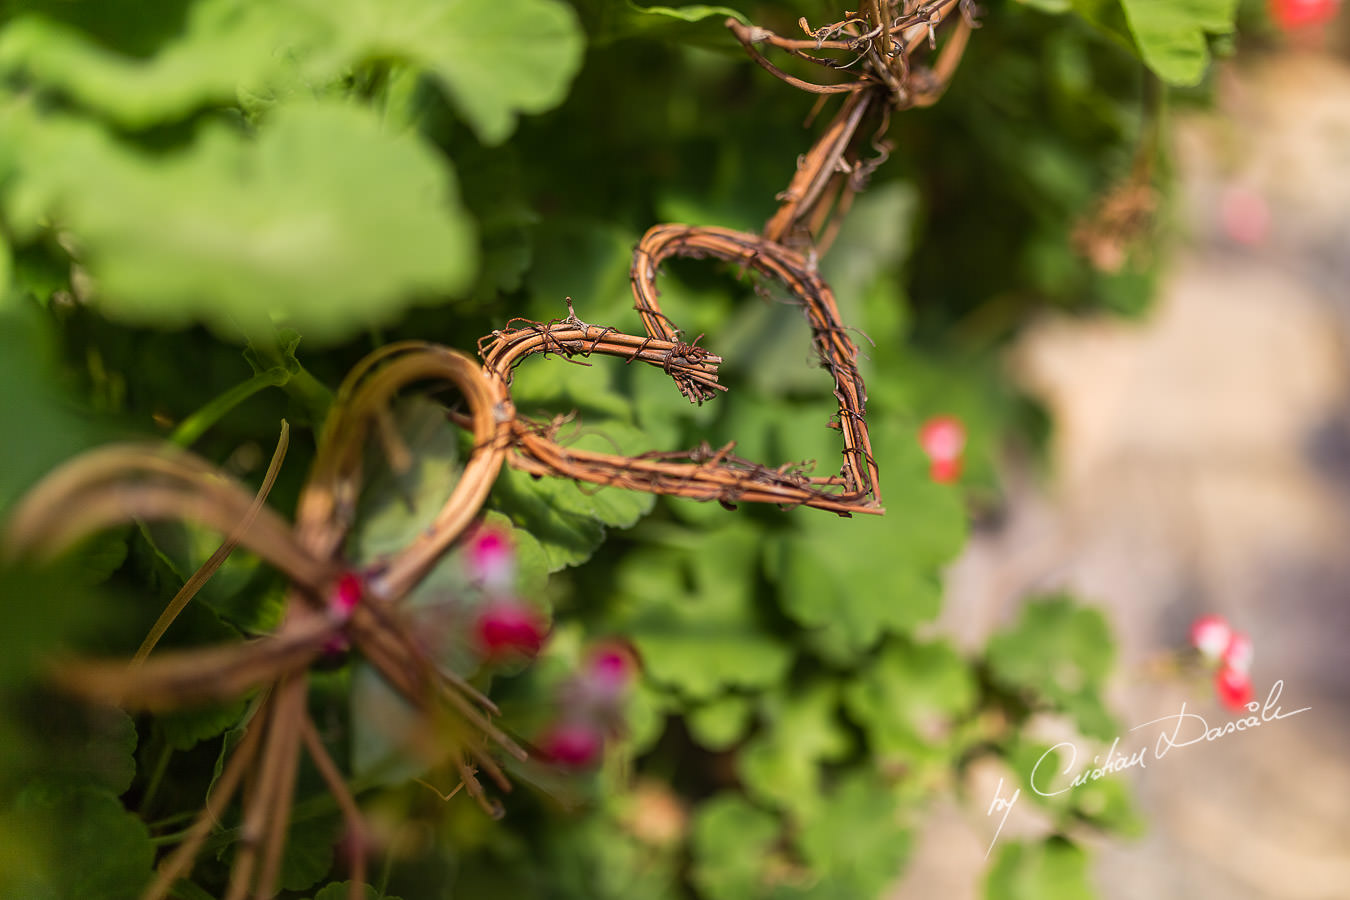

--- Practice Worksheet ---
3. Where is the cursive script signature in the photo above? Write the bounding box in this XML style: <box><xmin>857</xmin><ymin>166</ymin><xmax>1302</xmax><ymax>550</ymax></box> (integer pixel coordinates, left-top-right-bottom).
<box><xmin>983</xmin><ymin>679</ymin><xmax>1310</xmax><ymax>857</ymax></box>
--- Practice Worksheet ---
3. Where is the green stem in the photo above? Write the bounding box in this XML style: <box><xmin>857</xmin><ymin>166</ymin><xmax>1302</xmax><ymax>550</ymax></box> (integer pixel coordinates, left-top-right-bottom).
<box><xmin>147</xmin><ymin>808</ymin><xmax>203</xmax><ymax>834</ymax></box>
<box><xmin>244</xmin><ymin>333</ymin><xmax>334</xmax><ymax>428</ymax></box>
<box><xmin>138</xmin><ymin>741</ymin><xmax>175</xmax><ymax>816</ymax></box>
<box><xmin>170</xmin><ymin>368</ymin><xmax>289</xmax><ymax>448</ymax></box>
<box><xmin>279</xmin><ymin>364</ymin><xmax>333</xmax><ymax>428</ymax></box>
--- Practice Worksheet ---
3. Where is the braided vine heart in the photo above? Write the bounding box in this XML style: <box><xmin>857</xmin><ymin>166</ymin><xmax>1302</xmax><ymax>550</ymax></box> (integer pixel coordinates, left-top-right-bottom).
<box><xmin>475</xmin><ymin>225</ymin><xmax>881</xmax><ymax>516</ymax></box>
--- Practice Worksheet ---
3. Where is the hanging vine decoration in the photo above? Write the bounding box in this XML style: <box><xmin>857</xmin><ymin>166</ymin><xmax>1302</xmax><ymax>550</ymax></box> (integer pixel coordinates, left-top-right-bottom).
<box><xmin>0</xmin><ymin>5</ymin><xmax>974</xmax><ymax>899</ymax></box>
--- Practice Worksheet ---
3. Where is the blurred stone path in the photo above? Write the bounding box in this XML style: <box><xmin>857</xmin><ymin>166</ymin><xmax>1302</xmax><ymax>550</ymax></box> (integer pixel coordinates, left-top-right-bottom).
<box><xmin>896</xmin><ymin>50</ymin><xmax>1350</xmax><ymax>900</ymax></box>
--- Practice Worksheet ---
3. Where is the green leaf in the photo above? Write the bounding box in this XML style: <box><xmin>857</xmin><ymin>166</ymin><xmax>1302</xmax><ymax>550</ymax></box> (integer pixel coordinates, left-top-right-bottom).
<box><xmin>690</xmin><ymin>795</ymin><xmax>779</xmax><ymax>900</ymax></box>
<box><xmin>349</xmin><ymin>397</ymin><xmax>464</xmax><ymax>564</ymax></box>
<box><xmin>25</xmin><ymin>706</ymin><xmax>139</xmax><ymax>796</ymax></box>
<box><xmin>10</xmin><ymin>784</ymin><xmax>154</xmax><ymax>900</ymax></box>
<box><xmin>985</xmin><ymin>596</ymin><xmax>1118</xmax><ymax>740</ymax></box>
<box><xmin>629</xmin><ymin>3</ymin><xmax>746</xmax><ymax>24</ymax></box>
<box><xmin>67</xmin><ymin>530</ymin><xmax>130</xmax><ymax>586</ymax></box>
<box><xmin>737</xmin><ymin>681</ymin><xmax>851</xmax><ymax>821</ymax></box>
<box><xmin>1069</xmin><ymin>769</ymin><xmax>1144</xmax><ymax>835</ymax></box>
<box><xmin>796</xmin><ymin>772</ymin><xmax>912</xmax><ymax>897</ymax></box>
<box><xmin>3</xmin><ymin>101</ymin><xmax>476</xmax><ymax>343</ymax></box>
<box><xmin>685</xmin><ymin>693</ymin><xmax>754</xmax><ymax>751</ymax></box>
<box><xmin>0</xmin><ymin>308</ymin><xmax>99</xmax><ymax>511</ymax></box>
<box><xmin>1116</xmin><ymin>0</ymin><xmax>1238</xmax><ymax>85</ymax></box>
<box><xmin>0</xmin><ymin>0</ymin><xmax>584</xmax><ymax>143</ymax></box>
<box><xmin>842</xmin><ymin>638</ymin><xmax>977</xmax><ymax>771</ymax></box>
<box><xmin>159</xmin><ymin>701</ymin><xmax>248</xmax><ymax>751</ymax></box>
<box><xmin>487</xmin><ymin>360</ymin><xmax>657</xmax><ymax>571</ymax></box>
<box><xmin>0</xmin><ymin>0</ymin><xmax>308</xmax><ymax>128</ymax></box>
<box><xmin>1003</xmin><ymin>739</ymin><xmax>1144</xmax><ymax>835</ymax></box>
<box><xmin>984</xmin><ymin>837</ymin><xmax>1094</xmax><ymax>900</ymax></box>
<box><xmin>580</xmin><ymin>1</ymin><xmax>748</xmax><ymax>48</ymax></box>
<box><xmin>766</xmin><ymin>417</ymin><xmax>968</xmax><ymax>659</ymax></box>
<box><xmin>328</xmin><ymin>0</ymin><xmax>585</xmax><ymax>145</ymax></box>
<box><xmin>138</xmin><ymin>517</ymin><xmax>283</xmax><ymax>634</ymax></box>
<box><xmin>280</xmin><ymin>813</ymin><xmax>339</xmax><ymax>893</ymax></box>
<box><xmin>311</xmin><ymin>883</ymin><xmax>398</xmax><ymax>900</ymax></box>
<box><xmin>0</xmin><ymin>231</ymin><xmax>11</xmax><ymax>295</ymax></box>
<box><xmin>613</xmin><ymin>525</ymin><xmax>792</xmax><ymax>699</ymax></box>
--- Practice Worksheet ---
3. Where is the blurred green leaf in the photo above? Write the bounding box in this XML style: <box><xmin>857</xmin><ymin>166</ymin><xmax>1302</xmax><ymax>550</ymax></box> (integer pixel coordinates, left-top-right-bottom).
<box><xmin>796</xmin><ymin>772</ymin><xmax>912</xmax><ymax>898</ymax></box>
<box><xmin>279</xmin><ymin>812</ymin><xmax>339</xmax><ymax>893</ymax></box>
<box><xmin>0</xmin><ymin>0</ymin><xmax>308</xmax><ymax>127</ymax></box>
<box><xmin>9</xmin><ymin>784</ymin><xmax>153</xmax><ymax>900</ymax></box>
<box><xmin>690</xmin><ymin>795</ymin><xmax>779</xmax><ymax>900</ymax></box>
<box><xmin>67</xmin><ymin>531</ymin><xmax>130</xmax><ymax>587</ymax></box>
<box><xmin>3</xmin><ymin>102</ymin><xmax>476</xmax><ymax>343</ymax></box>
<box><xmin>349</xmin><ymin>397</ymin><xmax>464</xmax><ymax>563</ymax></box>
<box><xmin>986</xmin><ymin>596</ymin><xmax>1118</xmax><ymax>739</ymax></box>
<box><xmin>984</xmin><ymin>837</ymin><xmax>1094</xmax><ymax>900</ymax></box>
<box><xmin>766</xmin><ymin>417</ymin><xmax>967</xmax><ymax>659</ymax></box>
<box><xmin>331</xmin><ymin>0</ymin><xmax>585</xmax><ymax>145</ymax></box>
<box><xmin>0</xmin><ymin>232</ymin><xmax>11</xmax><ymax>295</ymax></box>
<box><xmin>686</xmin><ymin>692</ymin><xmax>754</xmax><ymax>751</ymax></box>
<box><xmin>1004</xmin><ymin>738</ymin><xmax>1145</xmax><ymax>835</ymax></box>
<box><xmin>159</xmin><ymin>701</ymin><xmax>247</xmax><ymax>751</ymax></box>
<box><xmin>0</xmin><ymin>308</ymin><xmax>99</xmax><ymax>511</ymax></box>
<box><xmin>737</xmin><ymin>681</ymin><xmax>850</xmax><ymax>821</ymax></box>
<box><xmin>843</xmin><ymin>638</ymin><xmax>977</xmax><ymax>770</ymax></box>
<box><xmin>1069</xmin><ymin>768</ymin><xmax>1144</xmax><ymax>835</ymax></box>
<box><xmin>0</xmin><ymin>0</ymin><xmax>584</xmax><ymax>143</ymax></box>
<box><xmin>22</xmin><ymin>705</ymin><xmax>138</xmax><ymax>796</ymax></box>
<box><xmin>614</xmin><ymin>524</ymin><xmax>792</xmax><ymax>700</ymax></box>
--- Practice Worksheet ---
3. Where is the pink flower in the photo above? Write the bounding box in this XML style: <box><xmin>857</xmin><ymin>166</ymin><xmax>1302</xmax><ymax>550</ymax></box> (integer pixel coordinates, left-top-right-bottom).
<box><xmin>322</xmin><ymin>571</ymin><xmax>365</xmax><ymax>655</ymax></box>
<box><xmin>538</xmin><ymin>721</ymin><xmax>604</xmax><ymax>768</ymax></box>
<box><xmin>584</xmin><ymin>643</ymin><xmax>635</xmax><ymax>702</ymax></box>
<box><xmin>919</xmin><ymin>416</ymin><xmax>966</xmax><ymax>484</ymax></box>
<box><xmin>1222</xmin><ymin>631</ymin><xmax>1254</xmax><ymax>674</ymax></box>
<box><xmin>474</xmin><ymin>598</ymin><xmax>546</xmax><ymax>662</ymax></box>
<box><xmin>1219</xmin><ymin>186</ymin><xmax>1270</xmax><ymax>247</ymax></box>
<box><xmin>920</xmin><ymin>416</ymin><xmax>966</xmax><ymax>461</ymax></box>
<box><xmin>1189</xmin><ymin>614</ymin><xmax>1232</xmax><ymax>663</ymax></box>
<box><xmin>467</xmin><ymin>526</ymin><xmax>515</xmax><ymax>591</ymax></box>
<box><xmin>330</xmin><ymin>571</ymin><xmax>364</xmax><ymax>618</ymax></box>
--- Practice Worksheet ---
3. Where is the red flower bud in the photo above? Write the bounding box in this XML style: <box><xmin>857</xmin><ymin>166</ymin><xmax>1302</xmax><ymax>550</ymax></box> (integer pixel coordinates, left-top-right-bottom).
<box><xmin>539</xmin><ymin>721</ymin><xmax>604</xmax><ymax>768</ymax></box>
<box><xmin>1269</xmin><ymin>0</ymin><xmax>1340</xmax><ymax>30</ymax></box>
<box><xmin>474</xmin><ymin>598</ymin><xmax>546</xmax><ymax>662</ymax></box>
<box><xmin>1215</xmin><ymin>665</ymin><xmax>1254</xmax><ymax>711</ymax></box>
<box><xmin>919</xmin><ymin>416</ymin><xmax>966</xmax><ymax>483</ymax></box>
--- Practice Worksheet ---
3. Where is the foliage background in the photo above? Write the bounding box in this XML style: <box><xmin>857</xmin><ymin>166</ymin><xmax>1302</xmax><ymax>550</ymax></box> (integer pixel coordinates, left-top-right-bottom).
<box><xmin>0</xmin><ymin>0</ymin><xmax>1243</xmax><ymax>897</ymax></box>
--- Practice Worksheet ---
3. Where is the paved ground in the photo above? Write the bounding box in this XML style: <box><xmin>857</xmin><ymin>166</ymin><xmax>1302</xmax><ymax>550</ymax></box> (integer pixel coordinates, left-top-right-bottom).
<box><xmin>895</xmin><ymin>49</ymin><xmax>1350</xmax><ymax>899</ymax></box>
